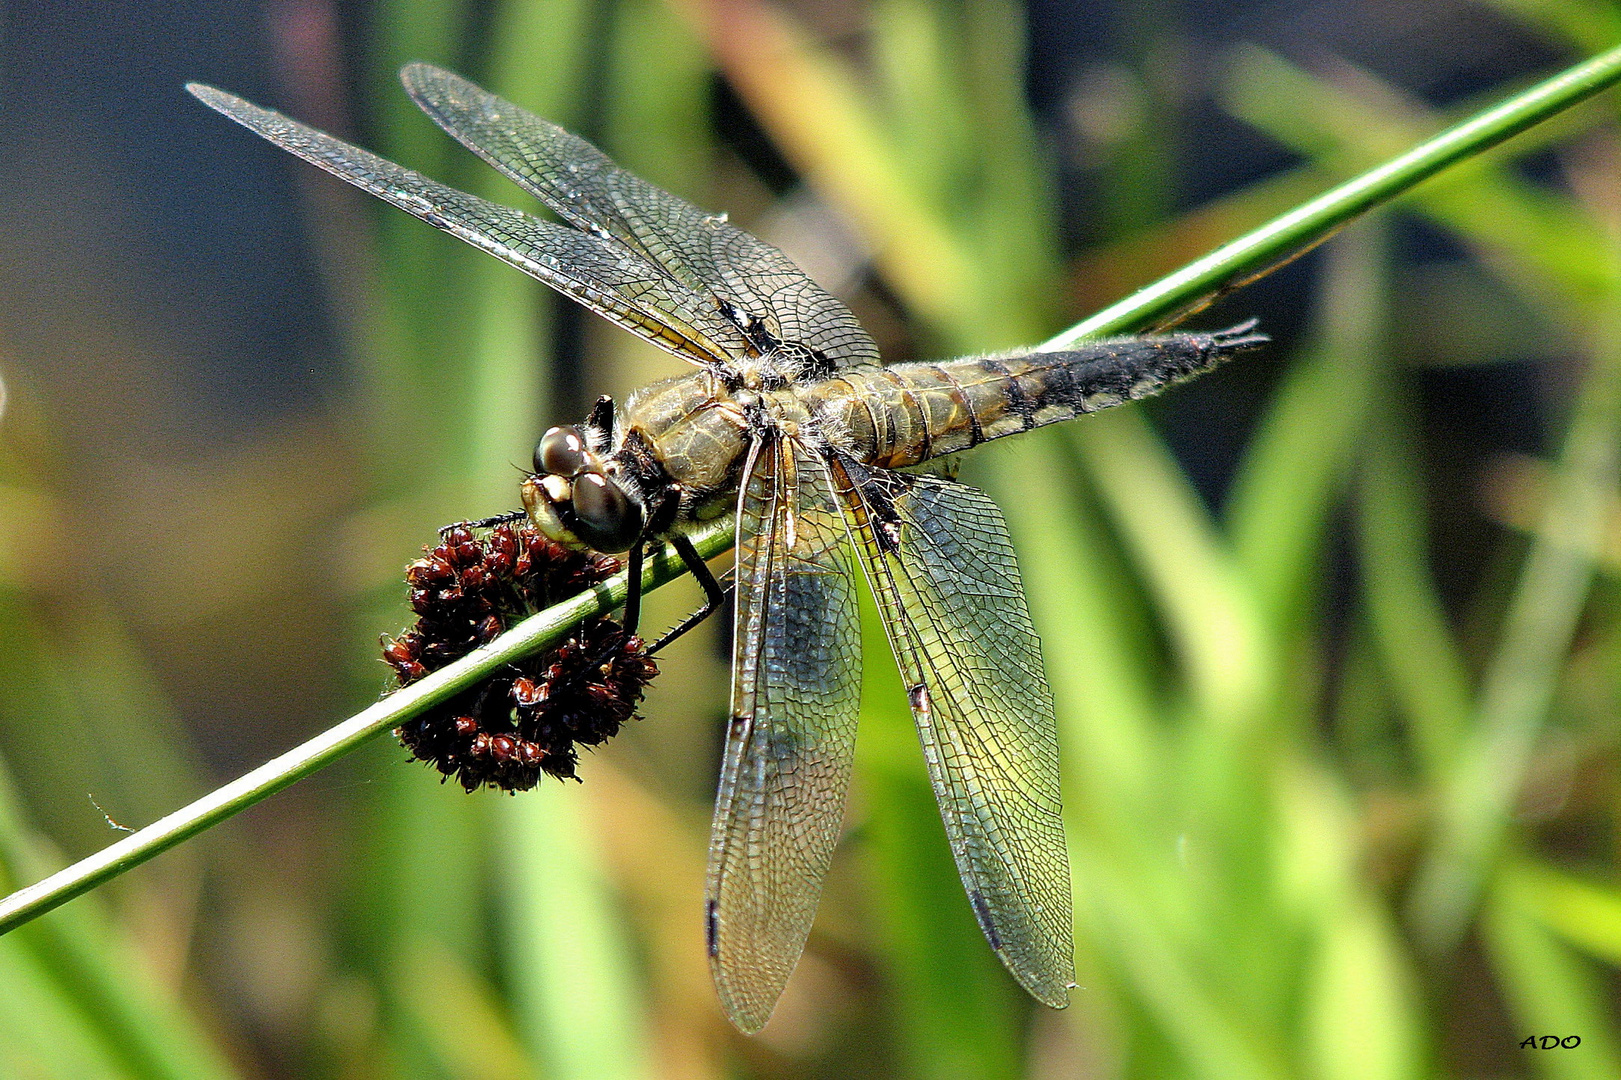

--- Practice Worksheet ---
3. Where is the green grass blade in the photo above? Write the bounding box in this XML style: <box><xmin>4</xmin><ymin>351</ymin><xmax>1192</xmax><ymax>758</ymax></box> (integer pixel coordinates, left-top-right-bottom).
<box><xmin>1073</xmin><ymin>846</ymin><xmax>1288</xmax><ymax>1080</ymax></box>
<box><xmin>0</xmin><ymin>941</ymin><xmax>133</xmax><ymax>1080</ymax></box>
<box><xmin>499</xmin><ymin>785</ymin><xmax>654</xmax><ymax>1080</ymax></box>
<box><xmin>1488</xmin><ymin>864</ymin><xmax>1621</xmax><ymax>1079</ymax></box>
<box><xmin>685</xmin><ymin>0</ymin><xmax>990</xmax><ymax>342</ymax></box>
<box><xmin>1409</xmin><ymin>281</ymin><xmax>1621</xmax><ymax>950</ymax></box>
<box><xmin>1277</xmin><ymin>760</ymin><xmax>1425</xmax><ymax>1080</ymax></box>
<box><xmin>0</xmin><ymin>763</ymin><xmax>235</xmax><ymax>1080</ymax></box>
<box><xmin>856</xmin><ymin>589</ymin><xmax>1023</xmax><ymax>1080</ymax></box>
<box><xmin>955</xmin><ymin>0</ymin><xmax>1064</xmax><ymax>322</ymax></box>
<box><xmin>1512</xmin><ymin>861</ymin><xmax>1621</xmax><ymax>968</ymax></box>
<box><xmin>482</xmin><ymin>6</ymin><xmax>667</xmax><ymax>1070</ymax></box>
<box><xmin>392</xmin><ymin>939</ymin><xmax>540</xmax><ymax>1080</ymax></box>
<box><xmin>987</xmin><ymin>458</ymin><xmax>1163</xmax><ymax>828</ymax></box>
<box><xmin>868</xmin><ymin>0</ymin><xmax>975</xmax><ymax>218</ymax></box>
<box><xmin>1473</xmin><ymin>0</ymin><xmax>1621</xmax><ymax>55</ymax></box>
<box><xmin>1072</xmin><ymin>413</ymin><xmax>1269</xmax><ymax>726</ymax></box>
<box><xmin>1354</xmin><ymin>399</ymin><xmax>1475</xmax><ymax>776</ymax></box>
<box><xmin>362</xmin><ymin>0</ymin><xmax>480</xmax><ymax>473</ymax></box>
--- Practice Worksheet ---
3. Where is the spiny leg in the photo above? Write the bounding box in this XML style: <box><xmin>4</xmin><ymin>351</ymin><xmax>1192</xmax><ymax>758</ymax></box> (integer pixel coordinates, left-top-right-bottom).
<box><xmin>650</xmin><ymin>533</ymin><xmax>730</xmax><ymax>655</ymax></box>
<box><xmin>441</xmin><ymin>509</ymin><xmax>527</xmax><ymax>534</ymax></box>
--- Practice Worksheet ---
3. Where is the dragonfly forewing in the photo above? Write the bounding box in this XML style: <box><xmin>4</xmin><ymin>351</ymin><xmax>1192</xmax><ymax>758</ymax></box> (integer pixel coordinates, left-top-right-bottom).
<box><xmin>838</xmin><ymin>464</ymin><xmax>1075</xmax><ymax>1006</ymax></box>
<box><xmin>402</xmin><ymin>63</ymin><xmax>882</xmax><ymax>375</ymax></box>
<box><xmin>186</xmin><ymin>83</ymin><xmax>744</xmax><ymax>369</ymax></box>
<box><xmin>707</xmin><ymin>436</ymin><xmax>862</xmax><ymax>1033</ymax></box>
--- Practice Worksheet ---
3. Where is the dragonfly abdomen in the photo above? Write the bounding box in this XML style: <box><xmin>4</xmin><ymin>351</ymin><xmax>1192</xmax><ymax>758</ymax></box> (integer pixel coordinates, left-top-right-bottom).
<box><xmin>811</xmin><ymin>325</ymin><xmax>1265</xmax><ymax>469</ymax></box>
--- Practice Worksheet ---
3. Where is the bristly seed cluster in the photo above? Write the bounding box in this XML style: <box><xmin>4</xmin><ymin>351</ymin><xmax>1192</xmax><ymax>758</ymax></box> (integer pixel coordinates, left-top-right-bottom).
<box><xmin>382</xmin><ymin>522</ymin><xmax>658</xmax><ymax>790</ymax></box>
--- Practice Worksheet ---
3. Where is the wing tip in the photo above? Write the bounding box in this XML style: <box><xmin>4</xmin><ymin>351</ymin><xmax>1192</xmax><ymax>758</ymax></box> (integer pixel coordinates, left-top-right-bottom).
<box><xmin>706</xmin><ymin>892</ymin><xmax>800</xmax><ymax>1036</ymax></box>
<box><xmin>711</xmin><ymin>955</ymin><xmax>782</xmax><ymax>1034</ymax></box>
<box><xmin>400</xmin><ymin>60</ymin><xmax>472</xmax><ymax>101</ymax></box>
<box><xmin>398</xmin><ymin>59</ymin><xmax>443</xmax><ymax>88</ymax></box>
<box><xmin>1027</xmin><ymin>976</ymin><xmax>1076</xmax><ymax>1010</ymax></box>
<box><xmin>185</xmin><ymin>82</ymin><xmax>234</xmax><ymax>110</ymax></box>
<box><xmin>973</xmin><ymin>887</ymin><xmax>1077</xmax><ymax>1010</ymax></box>
<box><xmin>1000</xmin><ymin>949</ymin><xmax>1076</xmax><ymax>1010</ymax></box>
<box><xmin>716</xmin><ymin>972</ymin><xmax>778</xmax><ymax>1037</ymax></box>
<box><xmin>722</xmin><ymin>998</ymin><xmax>774</xmax><ymax>1035</ymax></box>
<box><xmin>185</xmin><ymin>82</ymin><xmax>282</xmax><ymax>130</ymax></box>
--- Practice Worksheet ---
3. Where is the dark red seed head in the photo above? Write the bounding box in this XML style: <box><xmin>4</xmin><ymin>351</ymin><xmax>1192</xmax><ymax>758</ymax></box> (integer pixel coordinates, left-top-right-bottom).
<box><xmin>510</xmin><ymin>677</ymin><xmax>544</xmax><ymax>708</ymax></box>
<box><xmin>390</xmin><ymin>518</ymin><xmax>657</xmax><ymax>793</ymax></box>
<box><xmin>414</xmin><ymin>554</ymin><xmax>456</xmax><ymax>582</ymax></box>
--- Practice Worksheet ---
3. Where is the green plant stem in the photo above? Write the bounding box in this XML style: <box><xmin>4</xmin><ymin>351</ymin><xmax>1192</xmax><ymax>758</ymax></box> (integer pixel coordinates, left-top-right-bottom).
<box><xmin>5</xmin><ymin>42</ymin><xmax>1621</xmax><ymax>938</ymax></box>
<box><xmin>0</xmin><ymin>518</ymin><xmax>730</xmax><ymax>936</ymax></box>
<box><xmin>1047</xmin><ymin>42</ymin><xmax>1621</xmax><ymax>345</ymax></box>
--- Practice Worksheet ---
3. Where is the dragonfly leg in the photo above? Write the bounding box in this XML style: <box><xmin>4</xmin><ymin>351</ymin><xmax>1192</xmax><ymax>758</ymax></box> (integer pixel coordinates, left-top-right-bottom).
<box><xmin>530</xmin><ymin>534</ymin><xmax>715</xmax><ymax>701</ymax></box>
<box><xmin>442</xmin><ymin>509</ymin><xmax>527</xmax><ymax>533</ymax></box>
<box><xmin>621</xmin><ymin>540</ymin><xmax>645</xmax><ymax>636</ymax></box>
<box><xmin>649</xmin><ymin>534</ymin><xmax>729</xmax><ymax>654</ymax></box>
<box><xmin>587</xmin><ymin>395</ymin><xmax>616</xmax><ymax>442</ymax></box>
<box><xmin>510</xmin><ymin>539</ymin><xmax>645</xmax><ymax>707</ymax></box>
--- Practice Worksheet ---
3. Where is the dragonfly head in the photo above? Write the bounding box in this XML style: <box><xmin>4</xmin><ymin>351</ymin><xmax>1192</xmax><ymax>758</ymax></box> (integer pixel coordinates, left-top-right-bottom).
<box><xmin>521</xmin><ymin>425</ymin><xmax>645</xmax><ymax>553</ymax></box>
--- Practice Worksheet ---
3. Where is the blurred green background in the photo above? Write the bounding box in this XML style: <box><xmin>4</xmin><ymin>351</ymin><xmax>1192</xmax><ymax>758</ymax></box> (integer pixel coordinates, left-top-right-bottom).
<box><xmin>3</xmin><ymin>0</ymin><xmax>1621</xmax><ymax>1076</ymax></box>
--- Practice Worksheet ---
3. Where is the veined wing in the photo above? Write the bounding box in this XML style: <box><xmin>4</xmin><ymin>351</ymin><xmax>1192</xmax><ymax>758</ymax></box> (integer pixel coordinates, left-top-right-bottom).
<box><xmin>707</xmin><ymin>435</ymin><xmax>861</xmax><ymax>1033</ymax></box>
<box><xmin>186</xmin><ymin>83</ymin><xmax>748</xmax><ymax>370</ymax></box>
<box><xmin>402</xmin><ymin>63</ymin><xmax>882</xmax><ymax>375</ymax></box>
<box><xmin>835</xmin><ymin>461</ymin><xmax>1075</xmax><ymax>1005</ymax></box>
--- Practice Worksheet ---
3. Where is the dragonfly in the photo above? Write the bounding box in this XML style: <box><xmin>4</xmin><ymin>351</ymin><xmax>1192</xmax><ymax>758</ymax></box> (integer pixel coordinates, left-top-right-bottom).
<box><xmin>189</xmin><ymin>64</ymin><xmax>1264</xmax><ymax>1033</ymax></box>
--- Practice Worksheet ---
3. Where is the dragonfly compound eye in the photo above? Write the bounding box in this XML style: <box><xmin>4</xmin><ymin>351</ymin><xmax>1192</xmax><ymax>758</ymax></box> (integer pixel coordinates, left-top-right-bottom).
<box><xmin>569</xmin><ymin>472</ymin><xmax>644</xmax><ymax>553</ymax></box>
<box><xmin>535</xmin><ymin>426</ymin><xmax>590</xmax><ymax>477</ymax></box>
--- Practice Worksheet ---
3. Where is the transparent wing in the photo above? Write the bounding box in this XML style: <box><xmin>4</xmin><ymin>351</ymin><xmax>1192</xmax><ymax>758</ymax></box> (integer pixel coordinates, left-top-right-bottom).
<box><xmin>707</xmin><ymin>436</ymin><xmax>861</xmax><ymax>1033</ymax></box>
<box><xmin>837</xmin><ymin>463</ymin><xmax>1074</xmax><ymax>1005</ymax></box>
<box><xmin>186</xmin><ymin>83</ymin><xmax>747</xmax><ymax>370</ymax></box>
<box><xmin>402</xmin><ymin>63</ymin><xmax>882</xmax><ymax>375</ymax></box>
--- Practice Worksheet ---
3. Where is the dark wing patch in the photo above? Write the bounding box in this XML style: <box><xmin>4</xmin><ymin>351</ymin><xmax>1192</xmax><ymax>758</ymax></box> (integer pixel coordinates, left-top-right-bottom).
<box><xmin>707</xmin><ymin>436</ymin><xmax>861</xmax><ymax>1033</ymax></box>
<box><xmin>187</xmin><ymin>83</ymin><xmax>747</xmax><ymax>371</ymax></box>
<box><xmin>837</xmin><ymin>463</ymin><xmax>1075</xmax><ymax>1005</ymax></box>
<box><xmin>402</xmin><ymin>63</ymin><xmax>882</xmax><ymax>376</ymax></box>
